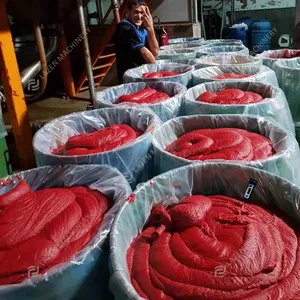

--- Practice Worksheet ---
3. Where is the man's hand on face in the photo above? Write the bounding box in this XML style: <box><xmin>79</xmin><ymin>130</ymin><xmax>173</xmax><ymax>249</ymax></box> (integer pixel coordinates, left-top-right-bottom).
<box><xmin>142</xmin><ymin>6</ymin><xmax>154</xmax><ymax>31</ymax></box>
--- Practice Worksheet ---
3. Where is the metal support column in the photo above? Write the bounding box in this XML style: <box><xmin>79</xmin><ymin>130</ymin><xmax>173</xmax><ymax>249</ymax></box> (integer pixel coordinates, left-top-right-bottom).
<box><xmin>77</xmin><ymin>0</ymin><xmax>96</xmax><ymax>106</ymax></box>
<box><xmin>112</xmin><ymin>0</ymin><xmax>121</xmax><ymax>24</ymax></box>
<box><xmin>57</xmin><ymin>24</ymin><xmax>76</xmax><ymax>97</ymax></box>
<box><xmin>200</xmin><ymin>0</ymin><xmax>206</xmax><ymax>39</ymax></box>
<box><xmin>0</xmin><ymin>0</ymin><xmax>35</xmax><ymax>169</ymax></box>
<box><xmin>296</xmin><ymin>0</ymin><xmax>300</xmax><ymax>25</ymax></box>
<box><xmin>96</xmin><ymin>0</ymin><xmax>103</xmax><ymax>23</ymax></box>
<box><xmin>220</xmin><ymin>0</ymin><xmax>226</xmax><ymax>38</ymax></box>
<box><xmin>58</xmin><ymin>1</ymin><xmax>76</xmax><ymax>98</ymax></box>
<box><xmin>220</xmin><ymin>0</ymin><xmax>235</xmax><ymax>38</ymax></box>
<box><xmin>194</xmin><ymin>0</ymin><xmax>198</xmax><ymax>23</ymax></box>
<box><xmin>231</xmin><ymin>0</ymin><xmax>235</xmax><ymax>25</ymax></box>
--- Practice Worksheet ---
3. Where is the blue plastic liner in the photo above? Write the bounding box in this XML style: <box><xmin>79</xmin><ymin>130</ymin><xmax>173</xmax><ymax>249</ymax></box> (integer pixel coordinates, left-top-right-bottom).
<box><xmin>95</xmin><ymin>81</ymin><xmax>187</xmax><ymax>122</ymax></box>
<box><xmin>33</xmin><ymin>107</ymin><xmax>161</xmax><ymax>189</ymax></box>
<box><xmin>0</xmin><ymin>164</ymin><xmax>131</xmax><ymax>300</ymax></box>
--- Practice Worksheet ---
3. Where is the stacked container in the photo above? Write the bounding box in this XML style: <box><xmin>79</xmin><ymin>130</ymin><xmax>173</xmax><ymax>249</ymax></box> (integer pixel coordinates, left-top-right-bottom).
<box><xmin>3</xmin><ymin>34</ymin><xmax>300</xmax><ymax>300</ymax></box>
<box><xmin>256</xmin><ymin>49</ymin><xmax>300</xmax><ymax>69</ymax></box>
<box><xmin>33</xmin><ymin>107</ymin><xmax>161</xmax><ymax>189</ymax></box>
<box><xmin>0</xmin><ymin>165</ymin><xmax>131</xmax><ymax>300</ymax></box>
<box><xmin>197</xmin><ymin>45</ymin><xmax>249</xmax><ymax>57</ymax></box>
<box><xmin>151</xmin><ymin>114</ymin><xmax>300</xmax><ymax>185</ymax></box>
<box><xmin>110</xmin><ymin>163</ymin><xmax>300</xmax><ymax>299</ymax></box>
<box><xmin>192</xmin><ymin>65</ymin><xmax>278</xmax><ymax>87</ymax></box>
<box><xmin>182</xmin><ymin>81</ymin><xmax>294</xmax><ymax>133</ymax></box>
<box><xmin>0</xmin><ymin>104</ymin><xmax>11</xmax><ymax>178</ymax></box>
<box><xmin>156</xmin><ymin>49</ymin><xmax>198</xmax><ymax>60</ymax></box>
<box><xmin>94</xmin><ymin>81</ymin><xmax>187</xmax><ymax>122</ymax></box>
<box><xmin>107</xmin><ymin>35</ymin><xmax>300</xmax><ymax>299</ymax></box>
<box><xmin>123</xmin><ymin>63</ymin><xmax>194</xmax><ymax>87</ymax></box>
<box><xmin>168</xmin><ymin>37</ymin><xmax>205</xmax><ymax>45</ymax></box>
<box><xmin>195</xmin><ymin>55</ymin><xmax>262</xmax><ymax>68</ymax></box>
<box><xmin>273</xmin><ymin>58</ymin><xmax>300</xmax><ymax>144</ymax></box>
<box><xmin>251</xmin><ymin>19</ymin><xmax>272</xmax><ymax>53</ymax></box>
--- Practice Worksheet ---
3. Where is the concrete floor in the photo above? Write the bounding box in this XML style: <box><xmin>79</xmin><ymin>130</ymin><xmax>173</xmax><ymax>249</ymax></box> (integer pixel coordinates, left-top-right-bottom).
<box><xmin>2</xmin><ymin>86</ymin><xmax>110</xmax><ymax>171</ymax></box>
<box><xmin>3</xmin><ymin>86</ymin><xmax>109</xmax><ymax>128</ymax></box>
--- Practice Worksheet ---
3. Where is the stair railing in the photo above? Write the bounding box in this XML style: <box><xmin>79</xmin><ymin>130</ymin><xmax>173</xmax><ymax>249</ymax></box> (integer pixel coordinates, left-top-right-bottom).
<box><xmin>75</xmin><ymin>0</ymin><xmax>128</xmax><ymax>92</ymax></box>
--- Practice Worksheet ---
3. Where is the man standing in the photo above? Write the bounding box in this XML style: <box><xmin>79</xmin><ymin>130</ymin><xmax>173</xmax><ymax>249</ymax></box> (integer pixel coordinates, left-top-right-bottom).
<box><xmin>114</xmin><ymin>0</ymin><xmax>159</xmax><ymax>83</ymax></box>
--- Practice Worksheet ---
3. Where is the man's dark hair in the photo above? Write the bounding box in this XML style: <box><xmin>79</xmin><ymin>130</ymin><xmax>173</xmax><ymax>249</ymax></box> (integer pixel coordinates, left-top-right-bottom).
<box><xmin>127</xmin><ymin>0</ymin><xmax>146</xmax><ymax>10</ymax></box>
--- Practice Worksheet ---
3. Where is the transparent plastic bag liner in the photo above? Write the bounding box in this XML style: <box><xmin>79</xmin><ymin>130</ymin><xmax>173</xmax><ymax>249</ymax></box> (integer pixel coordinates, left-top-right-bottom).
<box><xmin>156</xmin><ymin>58</ymin><xmax>200</xmax><ymax>66</ymax></box>
<box><xmin>0</xmin><ymin>164</ymin><xmax>131</xmax><ymax>300</ymax></box>
<box><xmin>151</xmin><ymin>114</ymin><xmax>300</xmax><ymax>185</ymax></box>
<box><xmin>94</xmin><ymin>82</ymin><xmax>187</xmax><ymax>122</ymax></box>
<box><xmin>183</xmin><ymin>81</ymin><xmax>295</xmax><ymax>134</ymax></box>
<box><xmin>168</xmin><ymin>37</ymin><xmax>205</xmax><ymax>45</ymax></box>
<box><xmin>273</xmin><ymin>58</ymin><xmax>300</xmax><ymax>123</ymax></box>
<box><xmin>195</xmin><ymin>55</ymin><xmax>263</xmax><ymax>69</ymax></box>
<box><xmin>206</xmin><ymin>39</ymin><xmax>243</xmax><ymax>44</ymax></box>
<box><xmin>109</xmin><ymin>162</ymin><xmax>300</xmax><ymax>300</ymax></box>
<box><xmin>256</xmin><ymin>49</ymin><xmax>300</xmax><ymax>69</ymax></box>
<box><xmin>33</xmin><ymin>107</ymin><xmax>161</xmax><ymax>189</ymax></box>
<box><xmin>192</xmin><ymin>65</ymin><xmax>279</xmax><ymax>87</ymax></box>
<box><xmin>123</xmin><ymin>63</ymin><xmax>194</xmax><ymax>87</ymax></box>
<box><xmin>160</xmin><ymin>43</ymin><xmax>203</xmax><ymax>51</ymax></box>
<box><xmin>197</xmin><ymin>45</ymin><xmax>249</xmax><ymax>57</ymax></box>
<box><xmin>156</xmin><ymin>49</ymin><xmax>198</xmax><ymax>60</ymax></box>
<box><xmin>205</xmin><ymin>42</ymin><xmax>242</xmax><ymax>47</ymax></box>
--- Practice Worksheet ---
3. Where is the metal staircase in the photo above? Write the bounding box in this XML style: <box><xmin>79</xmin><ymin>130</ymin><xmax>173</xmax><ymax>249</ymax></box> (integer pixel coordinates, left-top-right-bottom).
<box><xmin>75</xmin><ymin>0</ymin><xmax>152</xmax><ymax>93</ymax></box>
<box><xmin>75</xmin><ymin>0</ymin><xmax>128</xmax><ymax>93</ymax></box>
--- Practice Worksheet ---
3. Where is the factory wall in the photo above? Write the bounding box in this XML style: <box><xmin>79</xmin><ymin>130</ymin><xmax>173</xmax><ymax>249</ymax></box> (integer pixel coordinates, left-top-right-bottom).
<box><xmin>87</xmin><ymin>0</ymin><xmax>114</xmax><ymax>24</ymax></box>
<box><xmin>151</xmin><ymin>0</ymin><xmax>192</xmax><ymax>22</ymax></box>
<box><xmin>296</xmin><ymin>0</ymin><xmax>300</xmax><ymax>24</ymax></box>
<box><xmin>87</xmin><ymin>0</ymin><xmax>194</xmax><ymax>24</ymax></box>
<box><xmin>202</xmin><ymin>0</ymin><xmax>296</xmax><ymax>48</ymax></box>
<box><xmin>236</xmin><ymin>8</ymin><xmax>295</xmax><ymax>48</ymax></box>
<box><xmin>202</xmin><ymin>0</ymin><xmax>295</xmax><ymax>11</ymax></box>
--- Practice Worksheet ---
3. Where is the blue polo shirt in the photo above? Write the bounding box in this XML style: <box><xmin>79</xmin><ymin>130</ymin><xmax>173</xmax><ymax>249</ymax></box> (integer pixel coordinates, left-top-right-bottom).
<box><xmin>114</xmin><ymin>19</ymin><xmax>149</xmax><ymax>82</ymax></box>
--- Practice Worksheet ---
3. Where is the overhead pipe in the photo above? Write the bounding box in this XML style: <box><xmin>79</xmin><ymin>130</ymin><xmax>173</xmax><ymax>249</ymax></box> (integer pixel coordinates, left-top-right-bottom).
<box><xmin>112</xmin><ymin>0</ymin><xmax>121</xmax><ymax>24</ymax></box>
<box><xmin>77</xmin><ymin>0</ymin><xmax>96</xmax><ymax>106</ymax></box>
<box><xmin>56</xmin><ymin>0</ymin><xmax>76</xmax><ymax>97</ymax></box>
<box><xmin>23</xmin><ymin>22</ymin><xmax>48</xmax><ymax>101</ymax></box>
<box><xmin>21</xmin><ymin>36</ymin><xmax>57</xmax><ymax>89</ymax></box>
